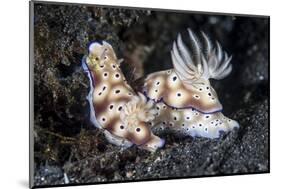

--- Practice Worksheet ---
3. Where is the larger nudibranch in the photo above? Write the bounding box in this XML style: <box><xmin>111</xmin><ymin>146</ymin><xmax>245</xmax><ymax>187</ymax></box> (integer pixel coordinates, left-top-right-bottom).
<box><xmin>82</xmin><ymin>41</ymin><xmax>164</xmax><ymax>152</ymax></box>
<box><xmin>144</xmin><ymin>29</ymin><xmax>239</xmax><ymax>139</ymax></box>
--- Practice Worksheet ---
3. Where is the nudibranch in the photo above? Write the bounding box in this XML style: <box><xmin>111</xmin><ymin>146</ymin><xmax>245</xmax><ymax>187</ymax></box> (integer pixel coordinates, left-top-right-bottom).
<box><xmin>82</xmin><ymin>41</ymin><xmax>165</xmax><ymax>152</ymax></box>
<box><xmin>143</xmin><ymin>29</ymin><xmax>239</xmax><ymax>139</ymax></box>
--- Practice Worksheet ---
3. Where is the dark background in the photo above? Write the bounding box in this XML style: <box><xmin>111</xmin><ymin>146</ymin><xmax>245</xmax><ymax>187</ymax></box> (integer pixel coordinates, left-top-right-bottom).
<box><xmin>32</xmin><ymin>2</ymin><xmax>269</xmax><ymax>187</ymax></box>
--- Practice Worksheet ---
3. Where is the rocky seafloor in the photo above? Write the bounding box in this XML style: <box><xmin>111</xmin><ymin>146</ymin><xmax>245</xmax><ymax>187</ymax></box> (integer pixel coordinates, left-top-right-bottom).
<box><xmin>32</xmin><ymin>2</ymin><xmax>269</xmax><ymax>187</ymax></box>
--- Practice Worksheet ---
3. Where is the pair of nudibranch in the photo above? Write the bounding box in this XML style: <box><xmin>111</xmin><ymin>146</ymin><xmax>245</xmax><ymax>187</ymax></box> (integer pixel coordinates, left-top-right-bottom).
<box><xmin>82</xmin><ymin>29</ymin><xmax>239</xmax><ymax>152</ymax></box>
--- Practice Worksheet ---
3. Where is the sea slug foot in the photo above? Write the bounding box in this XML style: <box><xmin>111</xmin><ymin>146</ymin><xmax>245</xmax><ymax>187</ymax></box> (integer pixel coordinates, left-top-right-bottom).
<box><xmin>103</xmin><ymin>130</ymin><xmax>133</xmax><ymax>148</ymax></box>
<box><xmin>138</xmin><ymin>134</ymin><xmax>165</xmax><ymax>152</ymax></box>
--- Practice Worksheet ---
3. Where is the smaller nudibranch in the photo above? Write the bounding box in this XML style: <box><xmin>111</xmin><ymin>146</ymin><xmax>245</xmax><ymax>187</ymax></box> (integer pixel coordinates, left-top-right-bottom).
<box><xmin>82</xmin><ymin>41</ymin><xmax>164</xmax><ymax>151</ymax></box>
<box><xmin>143</xmin><ymin>29</ymin><xmax>239</xmax><ymax>139</ymax></box>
